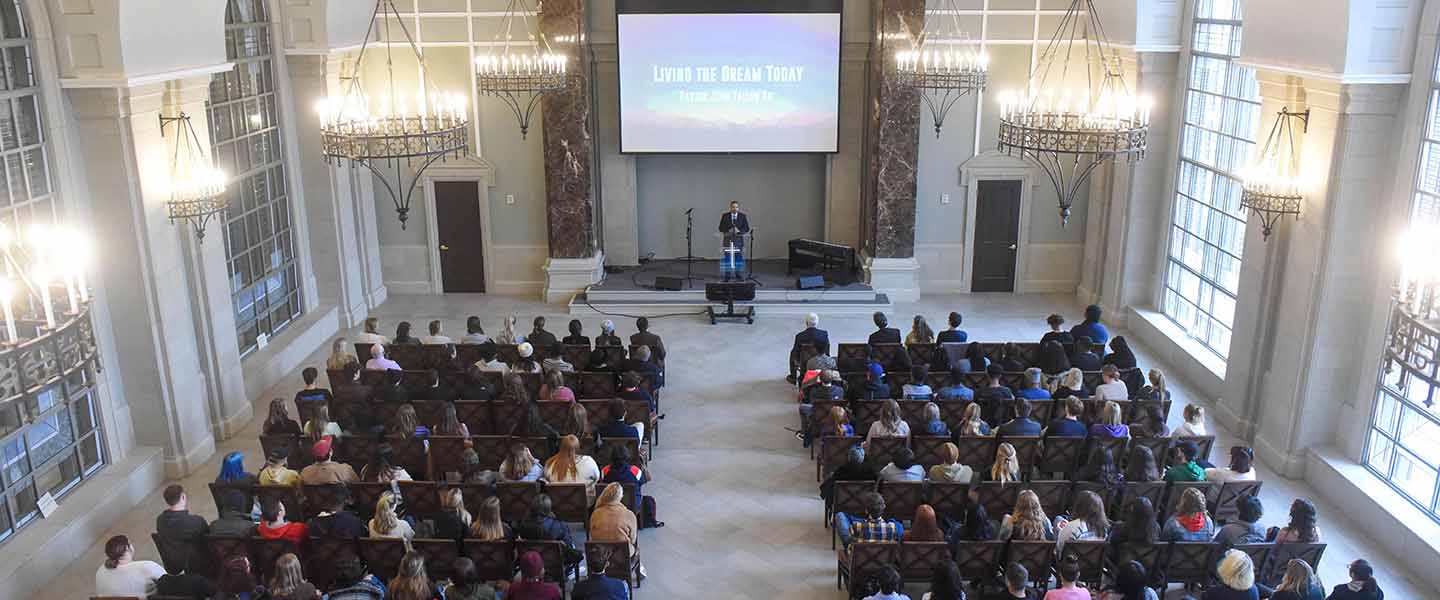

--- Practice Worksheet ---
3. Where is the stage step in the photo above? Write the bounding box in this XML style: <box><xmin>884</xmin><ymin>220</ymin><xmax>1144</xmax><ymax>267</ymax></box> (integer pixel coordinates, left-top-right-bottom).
<box><xmin>567</xmin><ymin>291</ymin><xmax>893</xmax><ymax>317</ymax></box>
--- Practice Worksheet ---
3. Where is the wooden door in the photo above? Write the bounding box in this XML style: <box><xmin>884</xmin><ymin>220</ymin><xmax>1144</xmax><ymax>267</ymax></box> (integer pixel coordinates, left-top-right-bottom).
<box><xmin>434</xmin><ymin>181</ymin><xmax>486</xmax><ymax>293</ymax></box>
<box><xmin>971</xmin><ymin>180</ymin><xmax>1021</xmax><ymax>292</ymax></box>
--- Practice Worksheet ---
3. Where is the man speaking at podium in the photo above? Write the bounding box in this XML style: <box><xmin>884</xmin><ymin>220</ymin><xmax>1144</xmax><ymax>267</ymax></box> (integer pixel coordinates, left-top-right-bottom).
<box><xmin>718</xmin><ymin>200</ymin><xmax>751</xmax><ymax>282</ymax></box>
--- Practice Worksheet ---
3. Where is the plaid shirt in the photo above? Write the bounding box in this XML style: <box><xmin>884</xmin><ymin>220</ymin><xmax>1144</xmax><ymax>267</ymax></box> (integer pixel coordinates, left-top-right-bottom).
<box><xmin>849</xmin><ymin>515</ymin><xmax>903</xmax><ymax>544</ymax></box>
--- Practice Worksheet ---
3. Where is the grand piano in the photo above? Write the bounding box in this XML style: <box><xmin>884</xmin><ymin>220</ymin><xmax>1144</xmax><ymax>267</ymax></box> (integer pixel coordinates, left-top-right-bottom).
<box><xmin>787</xmin><ymin>238</ymin><xmax>857</xmax><ymax>284</ymax></box>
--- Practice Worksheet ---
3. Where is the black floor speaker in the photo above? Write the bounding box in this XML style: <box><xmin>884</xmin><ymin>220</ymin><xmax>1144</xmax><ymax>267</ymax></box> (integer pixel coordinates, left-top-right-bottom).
<box><xmin>654</xmin><ymin>276</ymin><xmax>684</xmax><ymax>291</ymax></box>
<box><xmin>796</xmin><ymin>275</ymin><xmax>826</xmax><ymax>290</ymax></box>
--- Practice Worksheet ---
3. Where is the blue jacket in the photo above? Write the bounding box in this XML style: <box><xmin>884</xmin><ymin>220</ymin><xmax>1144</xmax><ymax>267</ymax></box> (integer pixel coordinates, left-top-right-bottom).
<box><xmin>1017</xmin><ymin>387</ymin><xmax>1051</xmax><ymax>400</ymax></box>
<box><xmin>1045</xmin><ymin>418</ymin><xmax>1088</xmax><ymax>438</ymax></box>
<box><xmin>1070</xmin><ymin>322</ymin><xmax>1110</xmax><ymax>346</ymax></box>
<box><xmin>997</xmin><ymin>418</ymin><xmax>1042</xmax><ymax>437</ymax></box>
<box><xmin>937</xmin><ymin>385</ymin><xmax>974</xmax><ymax>402</ymax></box>
<box><xmin>936</xmin><ymin>329</ymin><xmax>968</xmax><ymax>343</ymax></box>
<box><xmin>572</xmin><ymin>575</ymin><xmax>629</xmax><ymax>600</ymax></box>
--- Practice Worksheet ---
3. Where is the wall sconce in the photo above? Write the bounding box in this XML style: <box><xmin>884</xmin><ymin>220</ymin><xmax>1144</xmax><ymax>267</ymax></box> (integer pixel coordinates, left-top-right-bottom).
<box><xmin>1241</xmin><ymin>107</ymin><xmax>1310</xmax><ymax>241</ymax></box>
<box><xmin>160</xmin><ymin>112</ymin><xmax>227</xmax><ymax>241</ymax></box>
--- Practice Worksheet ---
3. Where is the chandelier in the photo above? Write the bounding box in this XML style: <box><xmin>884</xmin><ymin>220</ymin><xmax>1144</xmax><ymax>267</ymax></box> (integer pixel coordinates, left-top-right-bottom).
<box><xmin>1385</xmin><ymin>225</ymin><xmax>1440</xmax><ymax>389</ymax></box>
<box><xmin>1240</xmin><ymin>108</ymin><xmax>1309</xmax><ymax>241</ymax></box>
<box><xmin>160</xmin><ymin>113</ymin><xmax>227</xmax><ymax>241</ymax></box>
<box><xmin>0</xmin><ymin>222</ymin><xmax>90</xmax><ymax>337</ymax></box>
<box><xmin>997</xmin><ymin>0</ymin><xmax>1151</xmax><ymax>226</ymax></box>
<box><xmin>896</xmin><ymin>0</ymin><xmax>987</xmax><ymax>137</ymax></box>
<box><xmin>317</xmin><ymin>0</ymin><xmax>470</xmax><ymax>229</ymax></box>
<box><xmin>474</xmin><ymin>0</ymin><xmax>571</xmax><ymax>139</ymax></box>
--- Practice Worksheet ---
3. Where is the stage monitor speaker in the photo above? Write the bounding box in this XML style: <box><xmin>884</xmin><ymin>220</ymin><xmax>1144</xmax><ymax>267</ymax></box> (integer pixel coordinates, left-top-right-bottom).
<box><xmin>654</xmin><ymin>276</ymin><xmax>684</xmax><ymax>291</ymax></box>
<box><xmin>796</xmin><ymin>275</ymin><xmax>826</xmax><ymax>290</ymax></box>
<box><xmin>705</xmin><ymin>282</ymin><xmax>757</xmax><ymax>302</ymax></box>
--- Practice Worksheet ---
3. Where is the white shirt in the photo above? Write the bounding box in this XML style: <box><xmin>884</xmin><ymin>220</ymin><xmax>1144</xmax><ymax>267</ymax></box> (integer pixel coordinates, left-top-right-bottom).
<box><xmin>420</xmin><ymin>335</ymin><xmax>453</xmax><ymax>345</ymax></box>
<box><xmin>1173</xmin><ymin>421</ymin><xmax>1208</xmax><ymax>437</ymax></box>
<box><xmin>1204</xmin><ymin>467</ymin><xmax>1257</xmax><ymax>484</ymax></box>
<box><xmin>354</xmin><ymin>332</ymin><xmax>388</xmax><ymax>345</ymax></box>
<box><xmin>95</xmin><ymin>561</ymin><xmax>165</xmax><ymax>597</ymax></box>
<box><xmin>369</xmin><ymin>518</ymin><xmax>414</xmax><ymax>540</ymax></box>
<box><xmin>461</xmin><ymin>333</ymin><xmax>492</xmax><ymax>344</ymax></box>
<box><xmin>865</xmin><ymin>419</ymin><xmax>911</xmax><ymax>444</ymax></box>
<box><xmin>476</xmin><ymin>359</ymin><xmax>509</xmax><ymax>374</ymax></box>
<box><xmin>544</xmin><ymin>455</ymin><xmax>601</xmax><ymax>488</ymax></box>
<box><xmin>1095</xmin><ymin>380</ymin><xmax>1128</xmax><ymax>401</ymax></box>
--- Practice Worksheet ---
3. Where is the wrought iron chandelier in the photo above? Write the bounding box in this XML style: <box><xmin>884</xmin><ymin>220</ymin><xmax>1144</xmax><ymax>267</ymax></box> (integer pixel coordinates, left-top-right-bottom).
<box><xmin>997</xmin><ymin>0</ymin><xmax>1151</xmax><ymax>226</ymax></box>
<box><xmin>1240</xmin><ymin>107</ymin><xmax>1309</xmax><ymax>241</ymax></box>
<box><xmin>896</xmin><ymin>0</ymin><xmax>987</xmax><ymax>137</ymax></box>
<box><xmin>0</xmin><ymin>222</ymin><xmax>91</xmax><ymax>338</ymax></box>
<box><xmin>160</xmin><ymin>112</ymin><xmax>227</xmax><ymax>241</ymax></box>
<box><xmin>1384</xmin><ymin>225</ymin><xmax>1440</xmax><ymax>390</ymax></box>
<box><xmin>317</xmin><ymin>0</ymin><xmax>470</xmax><ymax>229</ymax></box>
<box><xmin>474</xmin><ymin>0</ymin><xmax>570</xmax><ymax>139</ymax></box>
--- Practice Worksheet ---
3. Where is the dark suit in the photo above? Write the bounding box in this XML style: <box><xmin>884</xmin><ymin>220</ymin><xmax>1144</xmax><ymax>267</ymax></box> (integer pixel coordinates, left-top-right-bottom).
<box><xmin>791</xmin><ymin>326</ymin><xmax>831</xmax><ymax>378</ymax></box>
<box><xmin>630</xmin><ymin>331</ymin><xmax>666</xmax><ymax>366</ymax></box>
<box><xmin>718</xmin><ymin>211</ymin><xmax>750</xmax><ymax>235</ymax></box>
<box><xmin>1071</xmin><ymin>352</ymin><xmax>1102</xmax><ymax>372</ymax></box>
<box><xmin>529</xmin><ymin>329</ymin><xmax>558</xmax><ymax>350</ymax></box>
<box><xmin>868</xmin><ymin>328</ymin><xmax>902</xmax><ymax>345</ymax></box>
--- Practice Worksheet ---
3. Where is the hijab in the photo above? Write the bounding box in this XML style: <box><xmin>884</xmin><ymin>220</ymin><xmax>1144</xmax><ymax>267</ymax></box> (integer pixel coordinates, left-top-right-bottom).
<box><xmin>1106</xmin><ymin>336</ymin><xmax>1137</xmax><ymax>369</ymax></box>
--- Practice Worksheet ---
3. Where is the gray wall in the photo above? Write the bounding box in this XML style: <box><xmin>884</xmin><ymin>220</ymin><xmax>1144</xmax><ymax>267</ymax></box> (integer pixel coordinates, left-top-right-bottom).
<box><xmin>635</xmin><ymin>154</ymin><xmax>826</xmax><ymax>259</ymax></box>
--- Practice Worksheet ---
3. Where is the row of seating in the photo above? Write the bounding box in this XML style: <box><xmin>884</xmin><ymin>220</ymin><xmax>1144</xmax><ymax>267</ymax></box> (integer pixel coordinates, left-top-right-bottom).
<box><xmin>330</xmin><ymin>368</ymin><xmax>660</xmax><ymax>405</ymax></box>
<box><xmin>817</xmin><ymin>341</ymin><xmax>1108</xmax><ymax>374</ymax></box>
<box><xmin>807</xmin><ymin>397</ymin><xmax>1172</xmax><ymax>448</ymax></box>
<box><xmin>827</xmin><ymin>368</ymin><xmax>1144</xmax><ymax>401</ymax></box>
<box><xmin>354</xmin><ymin>342</ymin><xmax>642</xmax><ymax>374</ymax></box>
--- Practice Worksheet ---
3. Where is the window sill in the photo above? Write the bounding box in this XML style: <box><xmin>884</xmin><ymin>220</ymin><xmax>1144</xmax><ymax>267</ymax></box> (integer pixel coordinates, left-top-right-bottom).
<box><xmin>1127</xmin><ymin>307</ymin><xmax>1226</xmax><ymax>399</ymax></box>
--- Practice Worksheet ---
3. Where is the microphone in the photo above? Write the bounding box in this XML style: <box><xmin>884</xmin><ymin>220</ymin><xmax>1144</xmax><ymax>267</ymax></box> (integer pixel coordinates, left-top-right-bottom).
<box><xmin>685</xmin><ymin>207</ymin><xmax>693</xmax><ymax>215</ymax></box>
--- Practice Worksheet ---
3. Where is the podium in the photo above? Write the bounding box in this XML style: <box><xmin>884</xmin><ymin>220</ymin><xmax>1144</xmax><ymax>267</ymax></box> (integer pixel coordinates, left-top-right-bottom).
<box><xmin>717</xmin><ymin>230</ymin><xmax>752</xmax><ymax>282</ymax></box>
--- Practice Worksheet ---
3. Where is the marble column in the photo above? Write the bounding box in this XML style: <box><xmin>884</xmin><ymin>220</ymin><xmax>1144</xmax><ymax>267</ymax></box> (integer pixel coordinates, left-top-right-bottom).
<box><xmin>860</xmin><ymin>0</ymin><xmax>923</xmax><ymax>301</ymax></box>
<box><xmin>539</xmin><ymin>0</ymin><xmax>603</xmax><ymax>303</ymax></box>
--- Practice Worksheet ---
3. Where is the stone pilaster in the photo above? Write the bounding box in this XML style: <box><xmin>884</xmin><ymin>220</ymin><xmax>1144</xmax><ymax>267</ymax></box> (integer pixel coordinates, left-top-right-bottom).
<box><xmin>539</xmin><ymin>0</ymin><xmax>601</xmax><ymax>302</ymax></box>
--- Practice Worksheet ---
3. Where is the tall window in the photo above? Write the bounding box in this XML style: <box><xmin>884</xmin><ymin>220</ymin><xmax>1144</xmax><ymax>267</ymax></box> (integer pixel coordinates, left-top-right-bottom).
<box><xmin>1364</xmin><ymin>37</ymin><xmax>1440</xmax><ymax>524</ymax></box>
<box><xmin>208</xmin><ymin>0</ymin><xmax>300</xmax><ymax>357</ymax></box>
<box><xmin>0</xmin><ymin>0</ymin><xmax>105</xmax><ymax>544</ymax></box>
<box><xmin>1161</xmin><ymin>0</ymin><xmax>1260</xmax><ymax>359</ymax></box>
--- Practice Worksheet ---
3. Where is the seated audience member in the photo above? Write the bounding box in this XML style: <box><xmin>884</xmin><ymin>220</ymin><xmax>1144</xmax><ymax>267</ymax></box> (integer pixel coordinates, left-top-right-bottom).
<box><xmin>1045</xmin><ymin>396</ymin><xmax>1089</xmax><ymax>438</ymax></box>
<box><xmin>999</xmin><ymin>343</ymin><xmax>1027</xmax><ymax>372</ymax></box>
<box><xmin>217</xmin><ymin>450</ymin><xmax>257</xmax><ymax>485</ymax></box>
<box><xmin>589</xmin><ymin>483</ymin><xmax>640</xmax><ymax>559</ymax></box>
<box><xmin>835</xmin><ymin>491</ymin><xmax>903</xmax><ymax>550</ymax></box>
<box><xmin>805</xmin><ymin>340</ymin><xmax>838</xmax><ymax>373</ymax></box>
<box><xmin>300</xmin><ymin>438</ymin><xmax>358</xmax><ymax>485</ymax></box>
<box><xmin>156</xmin><ymin>484</ymin><xmax>209</xmax><ymax>542</ymax></box>
<box><xmin>1096</xmin><ymin>365</ymin><xmax>1129</xmax><ymax>401</ymax></box>
<box><xmin>1090</xmin><ymin>401</ymin><xmax>1131</xmax><ymax>439</ymax></box>
<box><xmin>209</xmin><ymin>490</ymin><xmax>256</xmax><ymax>537</ymax></box>
<box><xmin>830</xmin><ymin>406</ymin><xmax>856</xmax><ymax>437</ymax></box>
<box><xmin>514</xmin><ymin>342</ymin><xmax>543</xmax><ymax>374</ymax></box>
<box><xmin>514</xmin><ymin>494</ymin><xmax>581</xmax><ymax>566</ymax></box>
<box><xmin>508</xmin><ymin>550</ymin><xmax>563</xmax><ymax>600</ymax></box>
<box><xmin>538</xmin><ymin>368</ymin><xmax>572</xmax><ymax>401</ymax></box>
<box><xmin>420</xmin><ymin>319</ymin><xmax>452</xmax><ymax>345</ymax></box>
<box><xmin>267</xmin><ymin>553</ymin><xmax>320</xmax><ymax>600</ymax></box>
<box><xmin>986</xmin><ymin>563</ymin><xmax>1039</xmax><ymax>600</ymax></box>
<box><xmin>1161</xmin><ymin>488</ymin><xmax>1216</xmax><ymax>542</ymax></box>
<box><xmin>999</xmin><ymin>489</ymin><xmax>1055</xmax><ymax>541</ymax></box>
<box><xmin>265</xmin><ymin>398</ymin><xmax>302</xmax><ymax>436</ymax></box>
<box><xmin>443</xmin><ymin>557</ymin><xmax>498</xmax><ymax>600</ymax></box>
<box><xmin>1039</xmin><ymin>339</ymin><xmax>1072</xmax><ymax>375</ymax></box>
<box><xmin>595</xmin><ymin>319</ymin><xmax>622</xmax><ymax>347</ymax></box>
<box><xmin>542</xmin><ymin>343</ymin><xmax>576</xmax><ymax>376</ymax></box>
<box><xmin>258</xmin><ymin>449</ymin><xmax>299</xmax><ymax>487</ymax></box>
<box><xmin>1104</xmin><ymin>335</ymin><xmax>1138</xmax><ymax>369</ymax></box>
<box><xmin>470</xmin><ymin>496</ymin><xmax>512</xmax><ymax>541</ymax></box>
<box><xmin>387</xmin><ymin>552</ymin><xmax>433</xmax><ymax>600</ymax></box>
<box><xmin>354</xmin><ymin>317</ymin><xmax>388</xmax><ymax>345</ymax></box>
<box><xmin>433</xmin><ymin>402</ymin><xmax>471</xmax><ymax>438</ymax></box>
<box><xmin>327</xmin><ymin>337</ymin><xmax>360</xmax><ymax>371</ymax></box>
<box><xmin>1053</xmin><ymin>367</ymin><xmax>1090</xmax><ymax>399</ymax></box>
<box><xmin>392</xmin><ymin>321</ymin><xmax>419</xmax><ymax>345</ymax></box>
<box><xmin>1070</xmin><ymin>304</ymin><xmax>1110</xmax><ymax>345</ymax></box>
<box><xmin>989</xmin><ymin>442</ymin><xmax>1021</xmax><ymax>483</ymax></box>
<box><xmin>625</xmin><ymin>347</ymin><xmax>662</xmax><ymax>389</ymax></box>
<box><xmin>499</xmin><ymin>442</ymin><xmax>543</xmax><ymax>482</ymax></box>
<box><xmin>997</xmin><ymin>397</ymin><xmax>1043</xmax><ymax>437</ymax></box>
<box><xmin>1075</xmin><ymin>446</ymin><xmax>1124</xmax><ymax>492</ymax></box>
<box><xmin>1214</xmin><ymin>495</ymin><xmax>1266</xmax><ymax>548</ymax></box>
<box><xmin>1132</xmin><ymin>403</ymin><xmax>1170</xmax><ymax>438</ymax></box>
<box><xmin>1274</xmin><ymin>498</ymin><xmax>1322</xmax><ymax>543</ymax></box>
<box><xmin>156</xmin><ymin>558</ymin><xmax>218</xmax><ymax>599</ymax></box>
<box><xmin>907</xmin><ymin>314</ymin><xmax>936</xmax><ymax>345</ymax></box>
<box><xmin>324</xmin><ymin>556</ymin><xmax>385</xmax><ymax>598</ymax></box>
<box><xmin>1110</xmin><ymin>497</ymin><xmax>1159</xmax><ymax>546</ymax></box>
<box><xmin>257</xmin><ymin>498</ymin><xmax>308</xmax><ymax>546</ymax></box>
<box><xmin>618</xmin><ymin>371</ymin><xmax>656</xmax><ymax>412</ymax></box>
<box><xmin>388</xmin><ymin>404</ymin><xmax>428</xmax><ymax>440</ymax></box>
<box><xmin>1206</xmin><ymin>446</ymin><xmax>1258</xmax><ymax>484</ymax></box>
<box><xmin>1328</xmin><ymin>559</ymin><xmax>1384</xmax><ymax>600</ymax></box>
<box><xmin>95</xmin><ymin>535</ymin><xmax>165</xmax><ymax>598</ymax></box>
<box><xmin>959</xmin><ymin>341</ymin><xmax>989</xmax><ymax>373</ymax></box>
<box><xmin>879</xmin><ymin>447</ymin><xmax>924</xmax><ymax>481</ymax></box>
<box><xmin>1141</xmin><ymin>369</ymin><xmax>1170</xmax><ymax>401</ymax></box>
<box><xmin>544</xmin><ymin>434</ymin><xmax>602</xmax><ymax>491</ymax></box>
<box><xmin>866</xmin><ymin>399</ymin><xmax>911</xmax><ymax>445</ymax></box>
<box><xmin>367</xmin><ymin>492</ymin><xmax>414</xmax><ymax>540</ymax></box>
<box><xmin>563</xmin><ymin>318</ymin><xmax>590</xmax><ymax>347</ymax></box>
<box><xmin>217</xmin><ymin>556</ymin><xmax>262</xmax><ymax>600</ymax></box>
<box><xmin>303</xmin><ymin>404</ymin><xmax>344</xmax><ymax>439</ymax></box>
<box><xmin>861</xmin><ymin>565</ymin><xmax>909</xmax><ymax>600</ymax></box>
<box><xmin>955</xmin><ymin>502</ymin><xmax>996</xmax><ymax>541</ymax></box>
<box><xmin>978</xmin><ymin>364</ymin><xmax>1016</xmax><ymax>421</ymax></box>
<box><xmin>1163</xmin><ymin>441</ymin><xmax>1207</xmax><ymax>483</ymax></box>
<box><xmin>1104</xmin><ymin>560</ymin><xmax>1159</xmax><ymax>600</ymax></box>
<box><xmin>1175</xmin><ymin>404</ymin><xmax>1208</xmax><ymax>437</ymax></box>
<box><xmin>858</xmin><ymin>361</ymin><xmax>892</xmax><ymax>400</ymax></box>
<box><xmin>807</xmin><ymin>369</ymin><xmax>846</xmax><ymax>403</ymax></box>
<box><xmin>936</xmin><ymin>367</ymin><xmax>974</xmax><ymax>401</ymax></box>
<box><xmin>460</xmin><ymin>449</ymin><xmax>494</xmax><ymax>484</ymax></box>
<box><xmin>925</xmin><ymin>562</ymin><xmax>967</xmax><ymax>600</ymax></box>
<box><xmin>822</xmin><ymin>446</ymin><xmax>877</xmax><ymax>507</ymax></box>
<box><xmin>936</xmin><ymin>311</ymin><xmax>968</xmax><ymax>344</ymax></box>
<box><xmin>630</xmin><ymin>316</ymin><xmax>667</xmax><ymax>368</ymax></box>
<box><xmin>295</xmin><ymin>365</ymin><xmax>335</xmax><ymax>407</ymax></box>
<box><xmin>433</xmin><ymin>488</ymin><xmax>473</xmax><ymax>541</ymax></box>
<box><xmin>1203</xmin><ymin>550</ymin><xmax>1260</xmax><ymax>600</ymax></box>
<box><xmin>474</xmin><ymin>342</ymin><xmax>510</xmax><ymax>374</ymax></box>
<box><xmin>1046</xmin><ymin>554</ymin><xmax>1089</xmax><ymax>600</ymax></box>
<box><xmin>955</xmin><ymin>402</ymin><xmax>992</xmax><ymax>437</ymax></box>
<box><xmin>1040</xmin><ymin>313</ymin><xmax>1074</xmax><ymax>349</ymax></box>
<box><xmin>1054</xmin><ymin>491</ymin><xmax>1110</xmax><ymax>555</ymax></box>
<box><xmin>457</xmin><ymin>366</ymin><xmax>497</xmax><ymax>400</ymax></box>
<box><xmin>921</xmin><ymin>402</ymin><xmax>949</xmax><ymax>436</ymax></box>
<box><xmin>1271</xmin><ymin>559</ymin><xmax>1325</xmax><ymax>600</ymax></box>
<box><xmin>903</xmin><ymin>365</ymin><xmax>934</xmax><ymax>400</ymax></box>
<box><xmin>415</xmin><ymin>369</ymin><xmax>457</xmax><ymax>402</ymax></box>
<box><xmin>1070</xmin><ymin>336</ymin><xmax>1102</xmax><ymax>371</ymax></box>
<box><xmin>600</xmin><ymin>447</ymin><xmax>660</xmax><ymax>530</ymax></box>
<box><xmin>460</xmin><ymin>316</ymin><xmax>491</xmax><ymax>345</ymax></box>
<box><xmin>597</xmin><ymin>397</ymin><xmax>643</xmax><ymax>444</ymax></box>
<box><xmin>332</xmin><ymin>362</ymin><xmax>368</xmax><ymax>403</ymax></box>
<box><xmin>789</xmin><ymin>313</ymin><xmax>830</xmax><ymax>382</ymax></box>
<box><xmin>528</xmin><ymin>316</ymin><xmax>558</xmax><ymax>349</ymax></box>
<box><xmin>571</xmin><ymin>545</ymin><xmax>627</xmax><ymax>600</ymax></box>
<box><xmin>1126</xmin><ymin>445</ymin><xmax>1161</xmax><ymax>483</ymax></box>
<box><xmin>929</xmin><ymin>442</ymin><xmax>973</xmax><ymax>483</ymax></box>
<box><xmin>369</xmin><ymin>368</ymin><xmax>410</xmax><ymax>404</ymax></box>
<box><xmin>869</xmin><ymin>311</ymin><xmax>902</xmax><ymax>345</ymax></box>
<box><xmin>1018</xmin><ymin>368</ymin><xmax>1051</xmax><ymax>400</ymax></box>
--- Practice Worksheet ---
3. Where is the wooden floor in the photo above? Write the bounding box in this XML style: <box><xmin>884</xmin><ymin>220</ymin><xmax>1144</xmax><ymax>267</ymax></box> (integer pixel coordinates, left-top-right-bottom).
<box><xmin>36</xmin><ymin>293</ymin><xmax>1439</xmax><ymax>599</ymax></box>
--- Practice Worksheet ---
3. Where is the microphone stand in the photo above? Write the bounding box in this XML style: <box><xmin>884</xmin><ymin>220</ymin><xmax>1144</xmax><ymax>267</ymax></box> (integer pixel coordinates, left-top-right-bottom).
<box><xmin>683</xmin><ymin>208</ymin><xmax>699</xmax><ymax>288</ymax></box>
<box><xmin>745</xmin><ymin>226</ymin><xmax>761</xmax><ymax>286</ymax></box>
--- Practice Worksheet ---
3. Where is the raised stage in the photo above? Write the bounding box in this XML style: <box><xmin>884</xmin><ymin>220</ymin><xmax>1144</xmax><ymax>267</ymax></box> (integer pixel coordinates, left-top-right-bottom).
<box><xmin>568</xmin><ymin>258</ymin><xmax>893</xmax><ymax>316</ymax></box>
